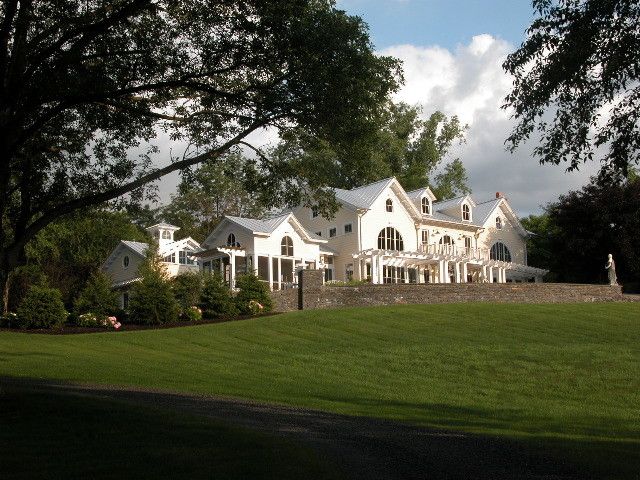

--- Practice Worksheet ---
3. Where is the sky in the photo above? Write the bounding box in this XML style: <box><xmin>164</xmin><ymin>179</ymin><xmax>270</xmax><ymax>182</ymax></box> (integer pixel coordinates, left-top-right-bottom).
<box><xmin>158</xmin><ymin>0</ymin><xmax>599</xmax><ymax>216</ymax></box>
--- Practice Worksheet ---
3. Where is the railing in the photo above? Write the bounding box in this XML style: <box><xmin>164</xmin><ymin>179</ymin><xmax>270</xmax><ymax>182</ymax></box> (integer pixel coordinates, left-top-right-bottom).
<box><xmin>418</xmin><ymin>243</ymin><xmax>490</xmax><ymax>260</ymax></box>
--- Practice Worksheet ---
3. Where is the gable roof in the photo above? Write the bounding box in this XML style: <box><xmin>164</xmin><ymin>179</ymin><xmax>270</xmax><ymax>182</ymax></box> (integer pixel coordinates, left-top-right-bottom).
<box><xmin>203</xmin><ymin>212</ymin><xmax>326</xmax><ymax>248</ymax></box>
<box><xmin>474</xmin><ymin>197</ymin><xmax>528</xmax><ymax>236</ymax></box>
<box><xmin>473</xmin><ymin>198</ymin><xmax>502</xmax><ymax>225</ymax></box>
<box><xmin>406</xmin><ymin>187</ymin><xmax>437</xmax><ymax>203</ymax></box>
<box><xmin>121</xmin><ymin>240</ymin><xmax>148</xmax><ymax>257</ymax></box>
<box><xmin>333</xmin><ymin>177</ymin><xmax>395</xmax><ymax>210</ymax></box>
<box><xmin>432</xmin><ymin>194</ymin><xmax>477</xmax><ymax>212</ymax></box>
<box><xmin>101</xmin><ymin>240</ymin><xmax>148</xmax><ymax>271</ymax></box>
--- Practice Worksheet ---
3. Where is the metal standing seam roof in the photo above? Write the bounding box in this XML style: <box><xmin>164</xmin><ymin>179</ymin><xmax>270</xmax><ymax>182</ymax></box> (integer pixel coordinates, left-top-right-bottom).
<box><xmin>225</xmin><ymin>213</ymin><xmax>290</xmax><ymax>233</ymax></box>
<box><xmin>432</xmin><ymin>195</ymin><xmax>467</xmax><ymax>212</ymax></box>
<box><xmin>121</xmin><ymin>240</ymin><xmax>149</xmax><ymax>257</ymax></box>
<box><xmin>333</xmin><ymin>177</ymin><xmax>395</xmax><ymax>210</ymax></box>
<box><xmin>473</xmin><ymin>198</ymin><xmax>503</xmax><ymax>226</ymax></box>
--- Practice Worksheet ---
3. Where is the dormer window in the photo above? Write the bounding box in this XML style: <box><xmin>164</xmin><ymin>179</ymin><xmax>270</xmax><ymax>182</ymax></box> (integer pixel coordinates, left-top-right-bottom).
<box><xmin>386</xmin><ymin>199</ymin><xmax>393</xmax><ymax>212</ymax></box>
<box><xmin>421</xmin><ymin>197</ymin><xmax>430</xmax><ymax>215</ymax></box>
<box><xmin>227</xmin><ymin>233</ymin><xmax>240</xmax><ymax>247</ymax></box>
<box><xmin>462</xmin><ymin>204</ymin><xmax>470</xmax><ymax>221</ymax></box>
<box><xmin>161</xmin><ymin>230</ymin><xmax>172</xmax><ymax>240</ymax></box>
<box><xmin>496</xmin><ymin>217</ymin><xmax>502</xmax><ymax>229</ymax></box>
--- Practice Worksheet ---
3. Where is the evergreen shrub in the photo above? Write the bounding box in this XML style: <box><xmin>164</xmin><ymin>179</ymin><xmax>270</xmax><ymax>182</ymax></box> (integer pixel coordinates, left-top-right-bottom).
<box><xmin>172</xmin><ymin>272</ymin><xmax>203</xmax><ymax>313</ymax></box>
<box><xmin>16</xmin><ymin>286</ymin><xmax>67</xmax><ymax>329</ymax></box>
<box><xmin>200</xmin><ymin>273</ymin><xmax>236</xmax><ymax>318</ymax></box>
<box><xmin>234</xmin><ymin>274</ymin><xmax>272</xmax><ymax>315</ymax></box>
<box><xmin>128</xmin><ymin>253</ymin><xmax>179</xmax><ymax>324</ymax></box>
<box><xmin>74</xmin><ymin>271</ymin><xmax>119</xmax><ymax>318</ymax></box>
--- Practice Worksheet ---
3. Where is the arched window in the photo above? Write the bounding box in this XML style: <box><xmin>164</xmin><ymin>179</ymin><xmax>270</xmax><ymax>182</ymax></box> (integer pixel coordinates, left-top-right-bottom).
<box><xmin>377</xmin><ymin>227</ymin><xmax>404</xmax><ymax>251</ymax></box>
<box><xmin>421</xmin><ymin>197</ymin><xmax>430</xmax><ymax>214</ymax></box>
<box><xmin>161</xmin><ymin>230</ymin><xmax>172</xmax><ymax>239</ymax></box>
<box><xmin>281</xmin><ymin>236</ymin><xmax>294</xmax><ymax>256</ymax></box>
<box><xmin>386</xmin><ymin>199</ymin><xmax>393</xmax><ymax>212</ymax></box>
<box><xmin>495</xmin><ymin>217</ymin><xmax>502</xmax><ymax>229</ymax></box>
<box><xmin>227</xmin><ymin>233</ymin><xmax>240</xmax><ymax>247</ymax></box>
<box><xmin>490</xmin><ymin>242</ymin><xmax>512</xmax><ymax>262</ymax></box>
<box><xmin>439</xmin><ymin>235</ymin><xmax>454</xmax><ymax>245</ymax></box>
<box><xmin>462</xmin><ymin>204</ymin><xmax>470</xmax><ymax>221</ymax></box>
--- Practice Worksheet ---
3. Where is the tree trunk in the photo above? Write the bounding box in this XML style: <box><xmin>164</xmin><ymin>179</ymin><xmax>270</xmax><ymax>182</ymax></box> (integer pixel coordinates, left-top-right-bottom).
<box><xmin>0</xmin><ymin>248</ymin><xmax>22</xmax><ymax>314</ymax></box>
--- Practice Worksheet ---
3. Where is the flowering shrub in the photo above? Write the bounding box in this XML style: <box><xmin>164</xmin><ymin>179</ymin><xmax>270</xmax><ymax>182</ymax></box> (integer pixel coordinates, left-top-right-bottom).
<box><xmin>182</xmin><ymin>306</ymin><xmax>202</xmax><ymax>322</ymax></box>
<box><xmin>247</xmin><ymin>300</ymin><xmax>265</xmax><ymax>316</ymax></box>
<box><xmin>77</xmin><ymin>313</ymin><xmax>121</xmax><ymax>330</ymax></box>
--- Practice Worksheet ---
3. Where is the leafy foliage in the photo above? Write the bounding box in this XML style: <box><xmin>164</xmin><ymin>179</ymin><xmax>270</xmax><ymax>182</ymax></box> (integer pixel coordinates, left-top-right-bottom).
<box><xmin>172</xmin><ymin>272</ymin><xmax>204</xmax><ymax>314</ymax></box>
<box><xmin>200</xmin><ymin>273</ymin><xmax>237</xmax><ymax>318</ymax></box>
<box><xmin>524</xmin><ymin>175</ymin><xmax>640</xmax><ymax>284</ymax></box>
<box><xmin>128</xmin><ymin>251</ymin><xmax>179</xmax><ymax>325</ymax></box>
<box><xmin>6</xmin><ymin>264</ymin><xmax>48</xmax><ymax>312</ymax></box>
<box><xmin>251</xmin><ymin>102</ymin><xmax>469</xmax><ymax>217</ymax></box>
<box><xmin>234</xmin><ymin>274</ymin><xmax>273</xmax><ymax>315</ymax></box>
<box><xmin>0</xmin><ymin>0</ymin><xmax>400</xmax><ymax>312</ymax></box>
<box><xmin>25</xmin><ymin>209</ymin><xmax>149</xmax><ymax>306</ymax></box>
<box><xmin>74</xmin><ymin>271</ymin><xmax>120</xmax><ymax>318</ymax></box>
<box><xmin>16</xmin><ymin>286</ymin><xmax>67</xmax><ymax>329</ymax></box>
<box><xmin>162</xmin><ymin>153</ymin><xmax>265</xmax><ymax>242</ymax></box>
<box><xmin>503</xmin><ymin>0</ymin><xmax>640</xmax><ymax>178</ymax></box>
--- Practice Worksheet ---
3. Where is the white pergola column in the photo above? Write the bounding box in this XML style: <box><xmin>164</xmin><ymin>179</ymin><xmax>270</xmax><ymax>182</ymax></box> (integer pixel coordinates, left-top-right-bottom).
<box><xmin>454</xmin><ymin>262</ymin><xmax>461</xmax><ymax>283</ymax></box>
<box><xmin>268</xmin><ymin>254</ymin><xmax>273</xmax><ymax>291</ymax></box>
<box><xmin>488</xmin><ymin>266</ymin><xmax>494</xmax><ymax>283</ymax></box>
<box><xmin>378</xmin><ymin>255</ymin><xmax>385</xmax><ymax>284</ymax></box>
<box><xmin>277</xmin><ymin>257</ymin><xmax>282</xmax><ymax>290</ymax></box>
<box><xmin>462</xmin><ymin>262</ymin><xmax>468</xmax><ymax>283</ymax></box>
<box><xmin>230</xmin><ymin>252</ymin><xmax>236</xmax><ymax>289</ymax></box>
<box><xmin>356</xmin><ymin>259</ymin><xmax>362</xmax><ymax>281</ymax></box>
<box><xmin>370</xmin><ymin>254</ymin><xmax>377</xmax><ymax>284</ymax></box>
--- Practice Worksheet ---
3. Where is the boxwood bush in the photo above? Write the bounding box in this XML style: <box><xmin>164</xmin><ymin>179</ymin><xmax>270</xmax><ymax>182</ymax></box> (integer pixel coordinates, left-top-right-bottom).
<box><xmin>16</xmin><ymin>286</ymin><xmax>67</xmax><ymax>329</ymax></box>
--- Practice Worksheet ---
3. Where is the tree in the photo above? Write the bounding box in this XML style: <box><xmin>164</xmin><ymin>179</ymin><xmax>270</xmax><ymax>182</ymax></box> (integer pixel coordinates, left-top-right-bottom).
<box><xmin>128</xmin><ymin>248</ymin><xmax>179</xmax><ymax>324</ymax></box>
<box><xmin>24</xmin><ymin>209</ymin><xmax>150</xmax><ymax>306</ymax></box>
<box><xmin>528</xmin><ymin>174</ymin><xmax>640</xmax><ymax>284</ymax></box>
<box><xmin>73</xmin><ymin>271</ymin><xmax>120</xmax><ymax>318</ymax></box>
<box><xmin>253</xmin><ymin>102</ymin><xmax>469</xmax><ymax>216</ymax></box>
<box><xmin>0</xmin><ymin>0</ymin><xmax>400</xmax><ymax>312</ymax></box>
<box><xmin>161</xmin><ymin>152</ymin><xmax>265</xmax><ymax>242</ymax></box>
<box><xmin>503</xmin><ymin>0</ymin><xmax>640</xmax><ymax>178</ymax></box>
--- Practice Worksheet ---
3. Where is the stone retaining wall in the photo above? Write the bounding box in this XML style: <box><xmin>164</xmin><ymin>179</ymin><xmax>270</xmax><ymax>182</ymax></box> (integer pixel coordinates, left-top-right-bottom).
<box><xmin>271</xmin><ymin>270</ymin><xmax>626</xmax><ymax>312</ymax></box>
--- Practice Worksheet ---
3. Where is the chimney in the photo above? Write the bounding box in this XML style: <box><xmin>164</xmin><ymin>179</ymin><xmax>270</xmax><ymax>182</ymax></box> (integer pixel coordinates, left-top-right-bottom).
<box><xmin>495</xmin><ymin>192</ymin><xmax>503</xmax><ymax>199</ymax></box>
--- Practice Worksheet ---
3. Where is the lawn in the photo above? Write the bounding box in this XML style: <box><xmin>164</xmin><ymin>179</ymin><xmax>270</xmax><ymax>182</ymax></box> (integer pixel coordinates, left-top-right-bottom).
<box><xmin>1</xmin><ymin>303</ymin><xmax>639</xmax><ymax>477</ymax></box>
<box><xmin>0</xmin><ymin>388</ymin><xmax>336</xmax><ymax>480</ymax></box>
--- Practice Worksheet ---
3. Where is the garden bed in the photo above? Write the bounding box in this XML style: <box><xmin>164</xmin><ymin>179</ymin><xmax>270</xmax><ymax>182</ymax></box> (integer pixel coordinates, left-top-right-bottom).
<box><xmin>0</xmin><ymin>312</ymin><xmax>280</xmax><ymax>335</ymax></box>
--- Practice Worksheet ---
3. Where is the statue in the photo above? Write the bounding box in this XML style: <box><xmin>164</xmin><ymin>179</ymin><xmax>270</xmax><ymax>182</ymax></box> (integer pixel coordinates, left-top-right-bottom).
<box><xmin>605</xmin><ymin>254</ymin><xmax>618</xmax><ymax>286</ymax></box>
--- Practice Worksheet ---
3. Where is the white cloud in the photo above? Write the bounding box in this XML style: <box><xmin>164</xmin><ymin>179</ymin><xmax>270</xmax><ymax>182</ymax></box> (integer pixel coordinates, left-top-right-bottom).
<box><xmin>381</xmin><ymin>35</ymin><xmax>598</xmax><ymax>215</ymax></box>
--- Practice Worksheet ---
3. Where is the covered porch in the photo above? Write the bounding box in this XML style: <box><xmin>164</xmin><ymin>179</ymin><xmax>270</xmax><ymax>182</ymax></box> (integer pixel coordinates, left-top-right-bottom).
<box><xmin>351</xmin><ymin>245</ymin><xmax>546</xmax><ymax>284</ymax></box>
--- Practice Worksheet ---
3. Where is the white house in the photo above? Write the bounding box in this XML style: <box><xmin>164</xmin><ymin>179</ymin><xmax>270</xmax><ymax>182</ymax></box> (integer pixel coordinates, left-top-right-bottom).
<box><xmin>198</xmin><ymin>177</ymin><xmax>546</xmax><ymax>289</ymax></box>
<box><xmin>102</xmin><ymin>223</ymin><xmax>200</xmax><ymax>307</ymax></box>
<box><xmin>195</xmin><ymin>213</ymin><xmax>333</xmax><ymax>289</ymax></box>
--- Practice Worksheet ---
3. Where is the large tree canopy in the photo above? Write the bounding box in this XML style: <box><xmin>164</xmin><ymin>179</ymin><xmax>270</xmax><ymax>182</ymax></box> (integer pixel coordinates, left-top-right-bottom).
<box><xmin>503</xmin><ymin>0</ymin><xmax>640</xmax><ymax>178</ymax></box>
<box><xmin>0</xmin><ymin>0</ymin><xmax>400</xmax><ymax>309</ymax></box>
<box><xmin>522</xmin><ymin>173</ymin><xmax>640</xmax><ymax>286</ymax></box>
<box><xmin>247</xmin><ymin>102</ymin><xmax>469</xmax><ymax>216</ymax></box>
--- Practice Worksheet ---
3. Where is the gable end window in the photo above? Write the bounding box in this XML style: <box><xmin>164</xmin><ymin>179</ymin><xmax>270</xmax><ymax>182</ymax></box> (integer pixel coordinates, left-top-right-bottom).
<box><xmin>386</xmin><ymin>199</ymin><xmax>393</xmax><ymax>212</ymax></box>
<box><xmin>462</xmin><ymin>204</ymin><xmax>470</xmax><ymax>221</ymax></box>
<box><xmin>344</xmin><ymin>223</ymin><xmax>352</xmax><ymax>234</ymax></box>
<box><xmin>490</xmin><ymin>242</ymin><xmax>511</xmax><ymax>262</ymax></box>
<box><xmin>421</xmin><ymin>197</ymin><xmax>430</xmax><ymax>215</ymax></box>
<box><xmin>496</xmin><ymin>217</ymin><xmax>502</xmax><ymax>229</ymax></box>
<box><xmin>227</xmin><ymin>233</ymin><xmax>240</xmax><ymax>247</ymax></box>
<box><xmin>329</xmin><ymin>227</ymin><xmax>337</xmax><ymax>238</ymax></box>
<box><xmin>123</xmin><ymin>255</ymin><xmax>130</xmax><ymax>268</ymax></box>
<box><xmin>281</xmin><ymin>236</ymin><xmax>294</xmax><ymax>256</ymax></box>
<box><xmin>311</xmin><ymin>207</ymin><xmax>319</xmax><ymax>218</ymax></box>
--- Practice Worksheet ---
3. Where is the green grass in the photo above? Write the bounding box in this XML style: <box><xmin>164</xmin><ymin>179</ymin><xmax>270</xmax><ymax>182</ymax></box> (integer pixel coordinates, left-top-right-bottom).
<box><xmin>0</xmin><ymin>388</ymin><xmax>337</xmax><ymax>480</ymax></box>
<box><xmin>1</xmin><ymin>303</ymin><xmax>639</xmax><ymax>477</ymax></box>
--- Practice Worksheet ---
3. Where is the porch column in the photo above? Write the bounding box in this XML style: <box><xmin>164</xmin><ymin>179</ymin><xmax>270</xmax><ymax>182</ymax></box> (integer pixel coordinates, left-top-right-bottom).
<box><xmin>277</xmin><ymin>257</ymin><xmax>282</xmax><ymax>290</ymax></box>
<box><xmin>230</xmin><ymin>252</ymin><xmax>236</xmax><ymax>288</ymax></box>
<box><xmin>370</xmin><ymin>254</ymin><xmax>377</xmax><ymax>284</ymax></box>
<box><xmin>356</xmin><ymin>259</ymin><xmax>362</xmax><ymax>281</ymax></box>
<box><xmin>378</xmin><ymin>255</ymin><xmax>384</xmax><ymax>284</ymax></box>
<box><xmin>462</xmin><ymin>262</ymin><xmax>468</xmax><ymax>283</ymax></box>
<box><xmin>488</xmin><ymin>266</ymin><xmax>494</xmax><ymax>283</ymax></box>
<box><xmin>268</xmin><ymin>254</ymin><xmax>273</xmax><ymax>291</ymax></box>
<box><xmin>454</xmin><ymin>262</ymin><xmax>461</xmax><ymax>283</ymax></box>
<box><xmin>252</xmin><ymin>255</ymin><xmax>258</xmax><ymax>276</ymax></box>
<box><xmin>417</xmin><ymin>266</ymin><xmax>423</xmax><ymax>284</ymax></box>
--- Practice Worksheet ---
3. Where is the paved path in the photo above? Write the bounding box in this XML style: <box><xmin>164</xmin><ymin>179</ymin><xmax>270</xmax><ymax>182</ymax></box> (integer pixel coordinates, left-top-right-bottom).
<box><xmin>3</xmin><ymin>377</ymin><xmax>583</xmax><ymax>480</ymax></box>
